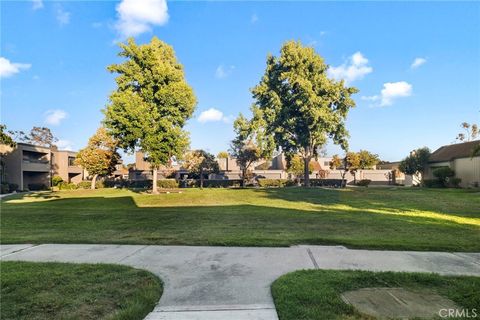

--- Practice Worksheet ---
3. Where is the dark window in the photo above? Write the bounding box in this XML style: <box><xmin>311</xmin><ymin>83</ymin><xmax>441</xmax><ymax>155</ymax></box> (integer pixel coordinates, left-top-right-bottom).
<box><xmin>68</xmin><ymin>157</ymin><xmax>76</xmax><ymax>166</ymax></box>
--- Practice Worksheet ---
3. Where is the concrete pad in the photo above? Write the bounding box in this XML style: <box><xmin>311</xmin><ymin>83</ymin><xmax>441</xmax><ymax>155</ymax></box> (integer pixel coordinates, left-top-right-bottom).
<box><xmin>0</xmin><ymin>244</ymin><xmax>35</xmax><ymax>257</ymax></box>
<box><xmin>341</xmin><ymin>287</ymin><xmax>457</xmax><ymax>319</ymax></box>
<box><xmin>120</xmin><ymin>246</ymin><xmax>312</xmax><ymax>308</ymax></box>
<box><xmin>306</xmin><ymin>245</ymin><xmax>480</xmax><ymax>275</ymax></box>
<box><xmin>145</xmin><ymin>308</ymin><xmax>277</xmax><ymax>320</ymax></box>
<box><xmin>1</xmin><ymin>244</ymin><xmax>147</xmax><ymax>264</ymax></box>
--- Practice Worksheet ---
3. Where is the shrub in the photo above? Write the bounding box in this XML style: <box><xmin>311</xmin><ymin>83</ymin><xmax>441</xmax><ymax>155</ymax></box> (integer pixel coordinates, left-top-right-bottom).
<box><xmin>8</xmin><ymin>183</ymin><xmax>18</xmax><ymax>192</ymax></box>
<box><xmin>203</xmin><ymin>179</ymin><xmax>242</xmax><ymax>188</ymax></box>
<box><xmin>58</xmin><ymin>182</ymin><xmax>78</xmax><ymax>190</ymax></box>
<box><xmin>449</xmin><ymin>177</ymin><xmax>462</xmax><ymax>188</ymax></box>
<box><xmin>77</xmin><ymin>181</ymin><xmax>92</xmax><ymax>189</ymax></box>
<box><xmin>157</xmin><ymin>179</ymin><xmax>179</xmax><ymax>189</ymax></box>
<box><xmin>128</xmin><ymin>180</ymin><xmax>152</xmax><ymax>189</ymax></box>
<box><xmin>356</xmin><ymin>179</ymin><xmax>372</xmax><ymax>187</ymax></box>
<box><xmin>28</xmin><ymin>183</ymin><xmax>49</xmax><ymax>191</ymax></box>
<box><xmin>422</xmin><ymin>179</ymin><xmax>444</xmax><ymax>188</ymax></box>
<box><xmin>257</xmin><ymin>179</ymin><xmax>288</xmax><ymax>188</ymax></box>
<box><xmin>77</xmin><ymin>180</ymin><xmax>105</xmax><ymax>189</ymax></box>
<box><xmin>52</xmin><ymin>175</ymin><xmax>64</xmax><ymax>187</ymax></box>
<box><xmin>432</xmin><ymin>167</ymin><xmax>455</xmax><ymax>187</ymax></box>
<box><xmin>305</xmin><ymin>179</ymin><xmax>346</xmax><ymax>188</ymax></box>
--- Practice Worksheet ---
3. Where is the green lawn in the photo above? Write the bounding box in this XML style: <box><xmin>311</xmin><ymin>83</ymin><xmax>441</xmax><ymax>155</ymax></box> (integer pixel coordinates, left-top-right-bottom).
<box><xmin>272</xmin><ymin>270</ymin><xmax>480</xmax><ymax>320</ymax></box>
<box><xmin>0</xmin><ymin>261</ymin><xmax>162</xmax><ymax>320</ymax></box>
<box><xmin>1</xmin><ymin>187</ymin><xmax>479</xmax><ymax>251</ymax></box>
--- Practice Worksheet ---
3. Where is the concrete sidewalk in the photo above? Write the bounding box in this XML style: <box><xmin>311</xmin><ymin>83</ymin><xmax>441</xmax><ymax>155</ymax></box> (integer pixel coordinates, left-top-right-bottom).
<box><xmin>2</xmin><ymin>244</ymin><xmax>479</xmax><ymax>320</ymax></box>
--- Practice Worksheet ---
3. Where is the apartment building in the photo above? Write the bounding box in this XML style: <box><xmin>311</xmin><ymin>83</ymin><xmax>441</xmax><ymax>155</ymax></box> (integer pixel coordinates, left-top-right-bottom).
<box><xmin>51</xmin><ymin>149</ymin><xmax>84</xmax><ymax>184</ymax></box>
<box><xmin>1</xmin><ymin>143</ymin><xmax>52</xmax><ymax>190</ymax></box>
<box><xmin>1</xmin><ymin>143</ymin><xmax>86</xmax><ymax>190</ymax></box>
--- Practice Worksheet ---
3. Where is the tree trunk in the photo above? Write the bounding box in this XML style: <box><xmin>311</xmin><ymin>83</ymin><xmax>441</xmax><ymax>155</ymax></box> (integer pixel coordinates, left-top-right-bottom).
<box><xmin>303</xmin><ymin>156</ymin><xmax>311</xmax><ymax>187</ymax></box>
<box><xmin>91</xmin><ymin>174</ymin><xmax>98</xmax><ymax>190</ymax></box>
<box><xmin>200</xmin><ymin>168</ymin><xmax>204</xmax><ymax>189</ymax></box>
<box><xmin>241</xmin><ymin>168</ymin><xmax>246</xmax><ymax>187</ymax></box>
<box><xmin>152</xmin><ymin>168</ymin><xmax>158</xmax><ymax>194</ymax></box>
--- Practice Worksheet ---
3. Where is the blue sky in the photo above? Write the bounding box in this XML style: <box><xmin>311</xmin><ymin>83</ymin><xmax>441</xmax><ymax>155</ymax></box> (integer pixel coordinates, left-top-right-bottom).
<box><xmin>1</xmin><ymin>0</ymin><xmax>479</xmax><ymax>163</ymax></box>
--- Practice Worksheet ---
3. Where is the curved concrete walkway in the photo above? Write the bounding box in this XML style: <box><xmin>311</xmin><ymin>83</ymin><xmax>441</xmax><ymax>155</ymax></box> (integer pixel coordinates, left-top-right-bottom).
<box><xmin>2</xmin><ymin>244</ymin><xmax>479</xmax><ymax>320</ymax></box>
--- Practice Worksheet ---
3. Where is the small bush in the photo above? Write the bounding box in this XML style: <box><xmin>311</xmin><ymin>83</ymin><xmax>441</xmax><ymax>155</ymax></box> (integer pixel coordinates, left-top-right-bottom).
<box><xmin>449</xmin><ymin>177</ymin><xmax>462</xmax><ymax>188</ymax></box>
<box><xmin>257</xmin><ymin>179</ymin><xmax>288</xmax><ymax>188</ymax></box>
<box><xmin>77</xmin><ymin>181</ymin><xmax>92</xmax><ymax>189</ymax></box>
<box><xmin>28</xmin><ymin>183</ymin><xmax>49</xmax><ymax>191</ymax></box>
<box><xmin>203</xmin><ymin>179</ymin><xmax>242</xmax><ymax>188</ymax></box>
<box><xmin>52</xmin><ymin>175</ymin><xmax>63</xmax><ymax>187</ymax></box>
<box><xmin>306</xmin><ymin>179</ymin><xmax>346</xmax><ymax>188</ymax></box>
<box><xmin>157</xmin><ymin>179</ymin><xmax>179</xmax><ymax>189</ymax></box>
<box><xmin>433</xmin><ymin>167</ymin><xmax>455</xmax><ymax>187</ymax></box>
<box><xmin>422</xmin><ymin>179</ymin><xmax>444</xmax><ymax>188</ymax></box>
<box><xmin>58</xmin><ymin>182</ymin><xmax>78</xmax><ymax>190</ymax></box>
<box><xmin>128</xmin><ymin>180</ymin><xmax>153</xmax><ymax>189</ymax></box>
<box><xmin>8</xmin><ymin>183</ymin><xmax>18</xmax><ymax>192</ymax></box>
<box><xmin>356</xmin><ymin>179</ymin><xmax>372</xmax><ymax>187</ymax></box>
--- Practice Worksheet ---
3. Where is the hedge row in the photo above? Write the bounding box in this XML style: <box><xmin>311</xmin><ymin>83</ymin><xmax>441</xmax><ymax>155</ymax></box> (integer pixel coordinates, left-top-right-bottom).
<box><xmin>1</xmin><ymin>182</ymin><xmax>19</xmax><ymax>194</ymax></box>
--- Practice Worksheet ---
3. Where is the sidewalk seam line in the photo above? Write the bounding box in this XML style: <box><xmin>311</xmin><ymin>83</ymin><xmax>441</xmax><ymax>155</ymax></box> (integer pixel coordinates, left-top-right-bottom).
<box><xmin>118</xmin><ymin>245</ymin><xmax>148</xmax><ymax>262</ymax></box>
<box><xmin>306</xmin><ymin>248</ymin><xmax>319</xmax><ymax>269</ymax></box>
<box><xmin>1</xmin><ymin>244</ymin><xmax>41</xmax><ymax>258</ymax></box>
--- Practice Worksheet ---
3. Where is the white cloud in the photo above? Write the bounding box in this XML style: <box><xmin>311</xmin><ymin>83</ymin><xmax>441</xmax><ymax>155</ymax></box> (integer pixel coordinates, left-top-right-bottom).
<box><xmin>32</xmin><ymin>0</ymin><xmax>43</xmax><ymax>10</ymax></box>
<box><xmin>215</xmin><ymin>64</ymin><xmax>235</xmax><ymax>79</ymax></box>
<box><xmin>411</xmin><ymin>57</ymin><xmax>427</xmax><ymax>69</ymax></box>
<box><xmin>0</xmin><ymin>57</ymin><xmax>31</xmax><ymax>78</ymax></box>
<box><xmin>44</xmin><ymin>109</ymin><xmax>68</xmax><ymax>125</ymax></box>
<box><xmin>251</xmin><ymin>13</ymin><xmax>258</xmax><ymax>24</ymax></box>
<box><xmin>362</xmin><ymin>81</ymin><xmax>413</xmax><ymax>107</ymax></box>
<box><xmin>328</xmin><ymin>52</ymin><xmax>373</xmax><ymax>85</ymax></box>
<box><xmin>115</xmin><ymin>0</ymin><xmax>169</xmax><ymax>39</ymax></box>
<box><xmin>57</xmin><ymin>139</ymin><xmax>73</xmax><ymax>151</ymax></box>
<box><xmin>56</xmin><ymin>7</ymin><xmax>70</xmax><ymax>25</ymax></box>
<box><xmin>198</xmin><ymin>108</ymin><xmax>231</xmax><ymax>123</ymax></box>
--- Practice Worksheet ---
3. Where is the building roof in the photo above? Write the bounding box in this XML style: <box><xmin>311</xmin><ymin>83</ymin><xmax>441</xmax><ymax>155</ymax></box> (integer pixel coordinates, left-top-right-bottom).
<box><xmin>429</xmin><ymin>140</ymin><xmax>480</xmax><ymax>163</ymax></box>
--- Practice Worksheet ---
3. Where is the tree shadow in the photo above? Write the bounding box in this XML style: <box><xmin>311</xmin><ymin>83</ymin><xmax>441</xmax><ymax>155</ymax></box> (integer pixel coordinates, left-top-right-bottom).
<box><xmin>1</xmin><ymin>191</ymin><xmax>479</xmax><ymax>251</ymax></box>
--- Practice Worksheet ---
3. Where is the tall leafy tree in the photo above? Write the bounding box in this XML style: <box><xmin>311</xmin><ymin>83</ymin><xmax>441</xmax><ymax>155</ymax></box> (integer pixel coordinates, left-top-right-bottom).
<box><xmin>252</xmin><ymin>41</ymin><xmax>358</xmax><ymax>187</ymax></box>
<box><xmin>230</xmin><ymin>112</ymin><xmax>274</xmax><ymax>186</ymax></box>
<box><xmin>104</xmin><ymin>37</ymin><xmax>196</xmax><ymax>194</ymax></box>
<box><xmin>399</xmin><ymin>147</ymin><xmax>431</xmax><ymax>179</ymax></box>
<box><xmin>75</xmin><ymin>127</ymin><xmax>120</xmax><ymax>189</ymax></box>
<box><xmin>456</xmin><ymin>122</ymin><xmax>478</xmax><ymax>142</ymax></box>
<box><xmin>0</xmin><ymin>125</ymin><xmax>16</xmax><ymax>183</ymax></box>
<box><xmin>183</xmin><ymin>150</ymin><xmax>219</xmax><ymax>188</ymax></box>
<box><xmin>287</xmin><ymin>154</ymin><xmax>314</xmax><ymax>184</ymax></box>
<box><xmin>0</xmin><ymin>125</ymin><xmax>15</xmax><ymax>148</ymax></box>
<box><xmin>15</xmin><ymin>127</ymin><xmax>57</xmax><ymax>148</ymax></box>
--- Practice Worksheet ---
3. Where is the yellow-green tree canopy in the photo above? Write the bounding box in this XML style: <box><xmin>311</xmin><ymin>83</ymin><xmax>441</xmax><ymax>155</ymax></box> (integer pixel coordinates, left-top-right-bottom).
<box><xmin>75</xmin><ymin>127</ymin><xmax>120</xmax><ymax>189</ymax></box>
<box><xmin>252</xmin><ymin>41</ymin><xmax>358</xmax><ymax>186</ymax></box>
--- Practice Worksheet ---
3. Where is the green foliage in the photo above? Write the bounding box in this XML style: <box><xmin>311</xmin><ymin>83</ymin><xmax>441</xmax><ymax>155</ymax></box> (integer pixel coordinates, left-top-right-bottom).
<box><xmin>456</xmin><ymin>122</ymin><xmax>478</xmax><ymax>142</ymax></box>
<box><xmin>52</xmin><ymin>175</ymin><xmax>64</xmax><ymax>187</ymax></box>
<box><xmin>156</xmin><ymin>179</ymin><xmax>179</xmax><ymax>189</ymax></box>
<box><xmin>252</xmin><ymin>41</ymin><xmax>358</xmax><ymax>186</ymax></box>
<box><xmin>75</xmin><ymin>127</ymin><xmax>120</xmax><ymax>190</ymax></box>
<box><xmin>422</xmin><ymin>179</ymin><xmax>444</xmax><ymax>188</ymax></box>
<box><xmin>217</xmin><ymin>151</ymin><xmax>229</xmax><ymax>159</ymax></box>
<box><xmin>433</xmin><ymin>167</ymin><xmax>455</xmax><ymax>187</ymax></box>
<box><xmin>287</xmin><ymin>155</ymin><xmax>314</xmax><ymax>176</ymax></box>
<box><xmin>472</xmin><ymin>143</ymin><xmax>480</xmax><ymax>157</ymax></box>
<box><xmin>356</xmin><ymin>179</ymin><xmax>372</xmax><ymax>187</ymax></box>
<box><xmin>75</xmin><ymin>180</ymin><xmax>105</xmax><ymax>189</ymax></box>
<box><xmin>257</xmin><ymin>179</ymin><xmax>291</xmax><ymax>188</ymax></box>
<box><xmin>104</xmin><ymin>37</ymin><xmax>196</xmax><ymax>174</ymax></box>
<box><xmin>58</xmin><ymin>182</ymin><xmax>78</xmax><ymax>190</ymax></box>
<box><xmin>449</xmin><ymin>177</ymin><xmax>462</xmax><ymax>188</ymax></box>
<box><xmin>230</xmin><ymin>113</ymin><xmax>274</xmax><ymax>185</ymax></box>
<box><xmin>0</xmin><ymin>125</ymin><xmax>16</xmax><ymax>148</ymax></box>
<box><xmin>399</xmin><ymin>147</ymin><xmax>431</xmax><ymax>175</ymax></box>
<box><xmin>183</xmin><ymin>150</ymin><xmax>219</xmax><ymax>179</ymax></box>
<box><xmin>1</xmin><ymin>183</ymin><xmax>9</xmax><ymax>194</ymax></box>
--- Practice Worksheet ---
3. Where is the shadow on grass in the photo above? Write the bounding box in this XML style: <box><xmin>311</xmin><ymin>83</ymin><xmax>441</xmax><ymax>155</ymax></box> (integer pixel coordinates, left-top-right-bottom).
<box><xmin>1</xmin><ymin>191</ymin><xmax>479</xmax><ymax>251</ymax></box>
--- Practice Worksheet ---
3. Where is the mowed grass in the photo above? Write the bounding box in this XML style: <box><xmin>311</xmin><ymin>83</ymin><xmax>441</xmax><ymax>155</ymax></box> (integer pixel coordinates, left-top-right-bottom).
<box><xmin>272</xmin><ymin>270</ymin><xmax>480</xmax><ymax>320</ymax></box>
<box><xmin>1</xmin><ymin>187</ymin><xmax>479</xmax><ymax>251</ymax></box>
<box><xmin>0</xmin><ymin>261</ymin><xmax>162</xmax><ymax>320</ymax></box>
